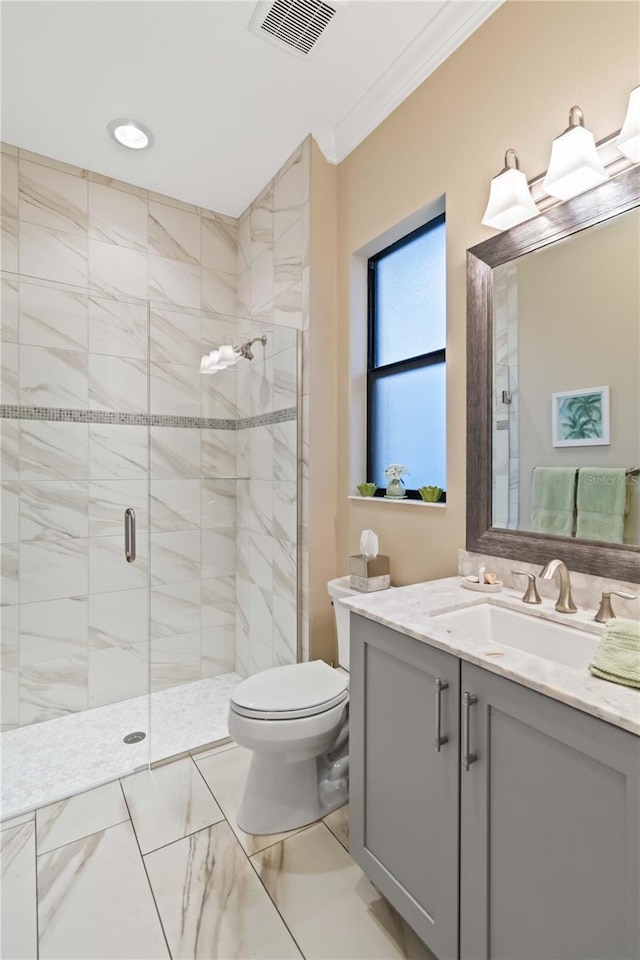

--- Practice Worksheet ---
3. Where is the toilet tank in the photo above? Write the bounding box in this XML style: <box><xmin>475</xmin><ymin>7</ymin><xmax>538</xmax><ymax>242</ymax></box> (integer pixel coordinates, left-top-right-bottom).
<box><xmin>328</xmin><ymin>577</ymin><xmax>396</xmax><ymax>669</ymax></box>
<box><xmin>327</xmin><ymin>576</ymin><xmax>358</xmax><ymax>670</ymax></box>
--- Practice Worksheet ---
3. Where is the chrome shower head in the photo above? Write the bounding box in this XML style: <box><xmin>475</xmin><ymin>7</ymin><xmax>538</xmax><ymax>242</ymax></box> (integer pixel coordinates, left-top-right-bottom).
<box><xmin>236</xmin><ymin>335</ymin><xmax>267</xmax><ymax>361</ymax></box>
<box><xmin>199</xmin><ymin>335</ymin><xmax>267</xmax><ymax>374</ymax></box>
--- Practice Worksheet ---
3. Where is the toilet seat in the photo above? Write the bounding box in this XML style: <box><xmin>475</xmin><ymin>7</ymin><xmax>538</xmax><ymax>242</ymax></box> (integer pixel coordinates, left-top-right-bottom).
<box><xmin>230</xmin><ymin>660</ymin><xmax>349</xmax><ymax>721</ymax></box>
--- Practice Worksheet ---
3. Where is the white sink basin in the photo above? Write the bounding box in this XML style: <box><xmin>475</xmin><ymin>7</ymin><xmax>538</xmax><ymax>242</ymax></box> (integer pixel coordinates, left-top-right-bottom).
<box><xmin>432</xmin><ymin>604</ymin><xmax>600</xmax><ymax>668</ymax></box>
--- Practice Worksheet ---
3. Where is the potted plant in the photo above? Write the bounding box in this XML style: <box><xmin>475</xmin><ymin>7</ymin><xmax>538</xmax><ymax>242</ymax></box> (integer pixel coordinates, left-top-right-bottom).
<box><xmin>384</xmin><ymin>464</ymin><xmax>409</xmax><ymax>498</ymax></box>
<box><xmin>357</xmin><ymin>482</ymin><xmax>378</xmax><ymax>497</ymax></box>
<box><xmin>418</xmin><ymin>485</ymin><xmax>444</xmax><ymax>502</ymax></box>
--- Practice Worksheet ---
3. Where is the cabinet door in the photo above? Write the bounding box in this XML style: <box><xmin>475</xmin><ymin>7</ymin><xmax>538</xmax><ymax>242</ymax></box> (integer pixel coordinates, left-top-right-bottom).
<box><xmin>350</xmin><ymin>614</ymin><xmax>460</xmax><ymax>960</ymax></box>
<box><xmin>460</xmin><ymin>661</ymin><xmax>640</xmax><ymax>960</ymax></box>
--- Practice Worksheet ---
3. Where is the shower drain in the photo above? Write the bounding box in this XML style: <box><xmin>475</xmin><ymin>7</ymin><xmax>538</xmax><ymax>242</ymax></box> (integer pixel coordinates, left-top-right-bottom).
<box><xmin>123</xmin><ymin>731</ymin><xmax>146</xmax><ymax>744</ymax></box>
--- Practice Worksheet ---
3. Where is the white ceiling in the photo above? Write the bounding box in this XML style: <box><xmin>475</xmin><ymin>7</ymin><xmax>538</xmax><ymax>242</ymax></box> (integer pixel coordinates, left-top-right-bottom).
<box><xmin>1</xmin><ymin>0</ymin><xmax>500</xmax><ymax>216</ymax></box>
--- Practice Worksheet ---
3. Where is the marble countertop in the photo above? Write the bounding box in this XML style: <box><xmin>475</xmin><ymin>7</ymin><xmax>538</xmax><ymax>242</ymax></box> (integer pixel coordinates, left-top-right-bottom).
<box><xmin>341</xmin><ymin>577</ymin><xmax>640</xmax><ymax>737</ymax></box>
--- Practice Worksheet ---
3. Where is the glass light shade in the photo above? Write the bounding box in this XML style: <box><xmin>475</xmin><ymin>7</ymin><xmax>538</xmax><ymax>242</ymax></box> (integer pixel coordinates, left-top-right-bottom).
<box><xmin>542</xmin><ymin>125</ymin><xmax>608</xmax><ymax>200</ymax></box>
<box><xmin>481</xmin><ymin>167</ymin><xmax>539</xmax><ymax>230</ymax></box>
<box><xmin>616</xmin><ymin>86</ymin><xmax>640</xmax><ymax>162</ymax></box>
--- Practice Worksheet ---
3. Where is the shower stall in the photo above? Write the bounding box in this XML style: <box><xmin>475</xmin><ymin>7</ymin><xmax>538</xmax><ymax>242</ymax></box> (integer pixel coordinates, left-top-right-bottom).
<box><xmin>0</xmin><ymin>145</ymin><xmax>303</xmax><ymax>819</ymax></box>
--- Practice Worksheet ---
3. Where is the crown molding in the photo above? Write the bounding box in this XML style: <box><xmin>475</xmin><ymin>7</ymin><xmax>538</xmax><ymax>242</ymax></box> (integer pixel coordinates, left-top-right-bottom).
<box><xmin>320</xmin><ymin>0</ymin><xmax>502</xmax><ymax>165</ymax></box>
<box><xmin>315</xmin><ymin>126</ymin><xmax>339</xmax><ymax>166</ymax></box>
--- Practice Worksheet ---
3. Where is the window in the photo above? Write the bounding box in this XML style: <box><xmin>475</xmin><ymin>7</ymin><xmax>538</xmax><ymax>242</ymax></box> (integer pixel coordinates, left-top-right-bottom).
<box><xmin>367</xmin><ymin>214</ymin><xmax>446</xmax><ymax>498</ymax></box>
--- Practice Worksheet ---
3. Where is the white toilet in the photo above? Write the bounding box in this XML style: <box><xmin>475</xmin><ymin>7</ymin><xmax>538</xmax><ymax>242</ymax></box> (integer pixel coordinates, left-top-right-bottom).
<box><xmin>228</xmin><ymin>576</ymin><xmax>357</xmax><ymax>835</ymax></box>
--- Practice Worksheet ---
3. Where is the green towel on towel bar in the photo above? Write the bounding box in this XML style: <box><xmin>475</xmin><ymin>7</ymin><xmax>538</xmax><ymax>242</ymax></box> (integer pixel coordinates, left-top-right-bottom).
<box><xmin>589</xmin><ymin>618</ymin><xmax>640</xmax><ymax>689</ymax></box>
<box><xmin>530</xmin><ymin>467</ymin><xmax>576</xmax><ymax>536</ymax></box>
<box><xmin>576</xmin><ymin>468</ymin><xmax>629</xmax><ymax>543</ymax></box>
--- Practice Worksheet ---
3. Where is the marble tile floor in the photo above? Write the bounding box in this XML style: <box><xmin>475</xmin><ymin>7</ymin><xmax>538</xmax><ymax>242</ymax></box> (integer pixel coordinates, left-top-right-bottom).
<box><xmin>1</xmin><ymin>672</ymin><xmax>242</xmax><ymax>819</ymax></box>
<box><xmin>1</xmin><ymin>743</ymin><xmax>435</xmax><ymax>960</ymax></box>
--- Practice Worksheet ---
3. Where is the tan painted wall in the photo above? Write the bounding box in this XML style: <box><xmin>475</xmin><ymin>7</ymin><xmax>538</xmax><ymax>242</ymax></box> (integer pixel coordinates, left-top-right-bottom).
<box><xmin>334</xmin><ymin>0</ymin><xmax>640</xmax><ymax>588</ymax></box>
<box><xmin>308</xmin><ymin>140</ymin><xmax>339</xmax><ymax>663</ymax></box>
<box><xmin>516</xmin><ymin>209</ymin><xmax>640</xmax><ymax>544</ymax></box>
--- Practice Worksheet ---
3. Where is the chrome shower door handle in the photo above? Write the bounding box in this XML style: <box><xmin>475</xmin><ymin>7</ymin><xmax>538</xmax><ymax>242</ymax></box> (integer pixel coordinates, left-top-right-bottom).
<box><xmin>434</xmin><ymin>678</ymin><xmax>449</xmax><ymax>751</ymax></box>
<box><xmin>124</xmin><ymin>508</ymin><xmax>136</xmax><ymax>563</ymax></box>
<box><xmin>462</xmin><ymin>692</ymin><xmax>478</xmax><ymax>771</ymax></box>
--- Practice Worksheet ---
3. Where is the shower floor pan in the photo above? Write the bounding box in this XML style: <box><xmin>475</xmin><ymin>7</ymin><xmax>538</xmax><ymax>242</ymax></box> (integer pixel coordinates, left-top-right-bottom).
<box><xmin>1</xmin><ymin>672</ymin><xmax>242</xmax><ymax>820</ymax></box>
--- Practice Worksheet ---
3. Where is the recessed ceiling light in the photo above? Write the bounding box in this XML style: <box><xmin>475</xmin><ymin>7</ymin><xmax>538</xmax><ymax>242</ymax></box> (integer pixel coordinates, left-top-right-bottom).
<box><xmin>107</xmin><ymin>118</ymin><xmax>153</xmax><ymax>151</ymax></box>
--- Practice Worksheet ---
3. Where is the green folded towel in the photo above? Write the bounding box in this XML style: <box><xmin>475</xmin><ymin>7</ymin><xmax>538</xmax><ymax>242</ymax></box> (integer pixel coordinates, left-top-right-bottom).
<box><xmin>530</xmin><ymin>467</ymin><xmax>576</xmax><ymax>537</ymax></box>
<box><xmin>589</xmin><ymin>618</ymin><xmax>640</xmax><ymax>689</ymax></box>
<box><xmin>576</xmin><ymin>468</ymin><xmax>629</xmax><ymax>543</ymax></box>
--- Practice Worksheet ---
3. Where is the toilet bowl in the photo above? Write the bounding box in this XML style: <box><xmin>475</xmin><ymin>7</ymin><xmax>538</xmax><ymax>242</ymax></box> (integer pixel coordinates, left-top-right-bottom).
<box><xmin>228</xmin><ymin>576</ymin><xmax>360</xmax><ymax>835</ymax></box>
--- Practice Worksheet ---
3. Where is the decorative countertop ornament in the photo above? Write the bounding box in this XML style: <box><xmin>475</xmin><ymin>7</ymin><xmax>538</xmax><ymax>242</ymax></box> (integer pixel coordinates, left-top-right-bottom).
<box><xmin>384</xmin><ymin>464</ymin><xmax>409</xmax><ymax>499</ymax></box>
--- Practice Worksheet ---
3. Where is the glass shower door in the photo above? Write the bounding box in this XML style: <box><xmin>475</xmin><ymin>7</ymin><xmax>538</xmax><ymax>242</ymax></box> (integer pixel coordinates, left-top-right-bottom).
<box><xmin>147</xmin><ymin>308</ymin><xmax>241</xmax><ymax>763</ymax></box>
<box><xmin>0</xmin><ymin>277</ymin><xmax>152</xmax><ymax>819</ymax></box>
<box><xmin>147</xmin><ymin>312</ymin><xmax>299</xmax><ymax>764</ymax></box>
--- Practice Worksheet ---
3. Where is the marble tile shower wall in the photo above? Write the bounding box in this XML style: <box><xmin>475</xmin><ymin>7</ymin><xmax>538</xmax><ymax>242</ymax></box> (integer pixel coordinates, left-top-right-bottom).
<box><xmin>0</xmin><ymin>141</ymin><xmax>247</xmax><ymax>730</ymax></box>
<box><xmin>235</xmin><ymin>141</ymin><xmax>310</xmax><ymax>667</ymax></box>
<box><xmin>235</xmin><ymin>332</ymin><xmax>298</xmax><ymax>675</ymax></box>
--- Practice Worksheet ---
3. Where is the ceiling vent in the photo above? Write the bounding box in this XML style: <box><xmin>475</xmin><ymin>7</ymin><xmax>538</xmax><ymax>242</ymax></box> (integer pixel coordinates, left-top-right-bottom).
<box><xmin>249</xmin><ymin>0</ymin><xmax>340</xmax><ymax>60</ymax></box>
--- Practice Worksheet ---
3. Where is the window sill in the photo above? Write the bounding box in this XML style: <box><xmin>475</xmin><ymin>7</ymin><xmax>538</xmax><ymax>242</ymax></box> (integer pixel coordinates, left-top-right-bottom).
<box><xmin>348</xmin><ymin>496</ymin><xmax>446</xmax><ymax>508</ymax></box>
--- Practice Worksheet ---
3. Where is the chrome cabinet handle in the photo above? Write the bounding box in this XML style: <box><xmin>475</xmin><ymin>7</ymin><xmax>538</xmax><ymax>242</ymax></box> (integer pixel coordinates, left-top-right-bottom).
<box><xmin>124</xmin><ymin>508</ymin><xmax>136</xmax><ymax>563</ymax></box>
<box><xmin>434</xmin><ymin>678</ymin><xmax>449</xmax><ymax>751</ymax></box>
<box><xmin>462</xmin><ymin>691</ymin><xmax>478</xmax><ymax>770</ymax></box>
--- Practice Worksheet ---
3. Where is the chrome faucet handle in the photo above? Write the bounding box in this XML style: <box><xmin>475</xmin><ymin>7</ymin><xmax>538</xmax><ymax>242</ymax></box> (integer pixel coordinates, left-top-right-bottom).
<box><xmin>539</xmin><ymin>559</ymin><xmax>577</xmax><ymax>614</ymax></box>
<box><xmin>594</xmin><ymin>590</ymin><xmax>637</xmax><ymax>624</ymax></box>
<box><xmin>512</xmin><ymin>570</ymin><xmax>541</xmax><ymax>605</ymax></box>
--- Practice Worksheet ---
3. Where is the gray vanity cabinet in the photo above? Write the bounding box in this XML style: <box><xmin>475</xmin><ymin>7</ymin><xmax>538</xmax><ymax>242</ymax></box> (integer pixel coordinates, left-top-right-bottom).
<box><xmin>350</xmin><ymin>614</ymin><xmax>461</xmax><ymax>960</ymax></box>
<box><xmin>350</xmin><ymin>613</ymin><xmax>640</xmax><ymax>960</ymax></box>
<box><xmin>459</xmin><ymin>661</ymin><xmax>640</xmax><ymax>960</ymax></box>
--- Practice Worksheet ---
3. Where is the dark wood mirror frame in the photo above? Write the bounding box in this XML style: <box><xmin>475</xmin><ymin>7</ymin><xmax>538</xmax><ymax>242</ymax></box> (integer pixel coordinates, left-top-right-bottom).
<box><xmin>466</xmin><ymin>165</ymin><xmax>640</xmax><ymax>584</ymax></box>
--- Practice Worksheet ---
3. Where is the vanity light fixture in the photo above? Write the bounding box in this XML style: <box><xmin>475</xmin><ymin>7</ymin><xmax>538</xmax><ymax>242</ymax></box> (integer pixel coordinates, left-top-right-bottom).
<box><xmin>481</xmin><ymin>149</ymin><xmax>539</xmax><ymax>230</ymax></box>
<box><xmin>107</xmin><ymin>118</ymin><xmax>154</xmax><ymax>151</ymax></box>
<box><xmin>483</xmin><ymin>86</ymin><xmax>640</xmax><ymax>233</ymax></box>
<box><xmin>616</xmin><ymin>85</ymin><xmax>640</xmax><ymax>162</ymax></box>
<box><xmin>542</xmin><ymin>106</ymin><xmax>608</xmax><ymax>200</ymax></box>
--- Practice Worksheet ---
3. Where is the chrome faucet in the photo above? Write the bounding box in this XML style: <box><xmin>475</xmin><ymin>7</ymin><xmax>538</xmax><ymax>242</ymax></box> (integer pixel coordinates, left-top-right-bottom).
<box><xmin>539</xmin><ymin>559</ymin><xmax>577</xmax><ymax>614</ymax></box>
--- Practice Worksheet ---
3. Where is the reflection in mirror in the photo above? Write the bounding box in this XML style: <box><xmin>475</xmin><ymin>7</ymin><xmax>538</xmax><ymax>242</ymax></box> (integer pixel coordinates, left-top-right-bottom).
<box><xmin>492</xmin><ymin>208</ymin><xmax>640</xmax><ymax>546</ymax></box>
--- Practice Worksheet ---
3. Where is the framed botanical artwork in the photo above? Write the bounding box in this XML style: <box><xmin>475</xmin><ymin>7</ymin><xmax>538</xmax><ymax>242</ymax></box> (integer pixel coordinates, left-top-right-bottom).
<box><xmin>552</xmin><ymin>385</ymin><xmax>610</xmax><ymax>447</ymax></box>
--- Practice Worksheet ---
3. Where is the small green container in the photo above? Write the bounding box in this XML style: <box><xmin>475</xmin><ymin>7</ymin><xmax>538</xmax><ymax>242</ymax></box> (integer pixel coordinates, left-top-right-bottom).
<box><xmin>357</xmin><ymin>482</ymin><xmax>378</xmax><ymax>497</ymax></box>
<box><xmin>419</xmin><ymin>485</ymin><xmax>444</xmax><ymax>502</ymax></box>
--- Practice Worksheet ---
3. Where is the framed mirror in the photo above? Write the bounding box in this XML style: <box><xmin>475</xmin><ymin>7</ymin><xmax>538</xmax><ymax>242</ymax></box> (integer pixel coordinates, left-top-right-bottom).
<box><xmin>466</xmin><ymin>165</ymin><xmax>640</xmax><ymax>582</ymax></box>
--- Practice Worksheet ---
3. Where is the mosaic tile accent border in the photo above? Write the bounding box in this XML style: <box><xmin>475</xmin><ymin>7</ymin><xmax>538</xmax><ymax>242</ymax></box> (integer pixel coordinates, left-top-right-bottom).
<box><xmin>237</xmin><ymin>407</ymin><xmax>297</xmax><ymax>430</ymax></box>
<box><xmin>0</xmin><ymin>405</ymin><xmax>297</xmax><ymax>430</ymax></box>
<box><xmin>149</xmin><ymin>414</ymin><xmax>236</xmax><ymax>430</ymax></box>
